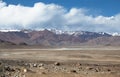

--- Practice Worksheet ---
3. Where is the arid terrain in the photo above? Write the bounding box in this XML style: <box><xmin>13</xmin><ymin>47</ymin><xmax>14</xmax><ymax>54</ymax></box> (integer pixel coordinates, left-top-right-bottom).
<box><xmin>0</xmin><ymin>46</ymin><xmax>120</xmax><ymax>77</ymax></box>
<box><xmin>0</xmin><ymin>0</ymin><xmax>120</xmax><ymax>77</ymax></box>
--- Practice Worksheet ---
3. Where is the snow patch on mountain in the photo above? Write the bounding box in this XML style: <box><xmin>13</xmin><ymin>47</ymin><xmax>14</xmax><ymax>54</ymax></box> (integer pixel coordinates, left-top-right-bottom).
<box><xmin>0</xmin><ymin>29</ymin><xmax>119</xmax><ymax>37</ymax></box>
<box><xmin>111</xmin><ymin>32</ymin><xmax>120</xmax><ymax>36</ymax></box>
<box><xmin>0</xmin><ymin>29</ymin><xmax>20</xmax><ymax>32</ymax></box>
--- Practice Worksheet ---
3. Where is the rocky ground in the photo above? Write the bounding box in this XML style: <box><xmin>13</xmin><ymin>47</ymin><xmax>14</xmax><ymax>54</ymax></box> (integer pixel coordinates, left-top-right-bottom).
<box><xmin>0</xmin><ymin>47</ymin><xmax>120</xmax><ymax>77</ymax></box>
<box><xmin>0</xmin><ymin>59</ymin><xmax>120</xmax><ymax>77</ymax></box>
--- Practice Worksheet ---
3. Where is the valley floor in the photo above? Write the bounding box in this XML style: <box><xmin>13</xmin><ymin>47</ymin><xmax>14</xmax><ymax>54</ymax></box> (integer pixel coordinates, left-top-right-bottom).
<box><xmin>0</xmin><ymin>47</ymin><xmax>120</xmax><ymax>77</ymax></box>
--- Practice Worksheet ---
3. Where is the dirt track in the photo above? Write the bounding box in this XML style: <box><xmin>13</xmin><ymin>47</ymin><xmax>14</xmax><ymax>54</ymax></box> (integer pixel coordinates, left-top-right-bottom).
<box><xmin>0</xmin><ymin>47</ymin><xmax>120</xmax><ymax>77</ymax></box>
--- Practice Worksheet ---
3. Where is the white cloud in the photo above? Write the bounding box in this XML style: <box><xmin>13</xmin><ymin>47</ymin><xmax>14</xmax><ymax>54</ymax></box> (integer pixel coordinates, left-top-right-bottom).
<box><xmin>0</xmin><ymin>1</ymin><xmax>120</xmax><ymax>32</ymax></box>
<box><xmin>0</xmin><ymin>0</ymin><xmax>6</xmax><ymax>8</ymax></box>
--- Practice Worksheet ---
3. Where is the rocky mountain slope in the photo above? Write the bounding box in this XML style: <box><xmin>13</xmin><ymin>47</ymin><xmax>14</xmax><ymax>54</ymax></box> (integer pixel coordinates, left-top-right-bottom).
<box><xmin>0</xmin><ymin>29</ymin><xmax>120</xmax><ymax>46</ymax></box>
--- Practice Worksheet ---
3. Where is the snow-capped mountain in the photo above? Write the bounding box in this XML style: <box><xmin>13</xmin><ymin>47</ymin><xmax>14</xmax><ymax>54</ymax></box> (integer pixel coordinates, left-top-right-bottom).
<box><xmin>50</xmin><ymin>29</ymin><xmax>111</xmax><ymax>36</ymax></box>
<box><xmin>0</xmin><ymin>29</ymin><xmax>119</xmax><ymax>36</ymax></box>
<box><xmin>0</xmin><ymin>29</ymin><xmax>120</xmax><ymax>46</ymax></box>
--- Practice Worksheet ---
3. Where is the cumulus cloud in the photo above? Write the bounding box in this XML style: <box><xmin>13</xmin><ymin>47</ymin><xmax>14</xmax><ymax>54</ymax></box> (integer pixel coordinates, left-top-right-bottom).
<box><xmin>0</xmin><ymin>1</ymin><xmax>120</xmax><ymax>32</ymax></box>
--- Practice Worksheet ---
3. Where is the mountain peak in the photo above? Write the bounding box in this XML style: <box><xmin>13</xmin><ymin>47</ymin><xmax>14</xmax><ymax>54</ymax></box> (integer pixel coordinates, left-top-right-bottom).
<box><xmin>0</xmin><ymin>29</ymin><xmax>120</xmax><ymax>46</ymax></box>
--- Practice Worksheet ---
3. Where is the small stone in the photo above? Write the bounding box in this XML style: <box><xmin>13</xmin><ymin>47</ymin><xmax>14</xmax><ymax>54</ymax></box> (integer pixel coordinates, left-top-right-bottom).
<box><xmin>54</xmin><ymin>62</ymin><xmax>60</xmax><ymax>66</ymax></box>
<box><xmin>107</xmin><ymin>69</ymin><xmax>111</xmax><ymax>72</ymax></box>
<box><xmin>29</xmin><ymin>63</ymin><xmax>33</xmax><ymax>68</ymax></box>
<box><xmin>70</xmin><ymin>70</ymin><xmax>77</xmax><ymax>73</ymax></box>
<box><xmin>40</xmin><ymin>67</ymin><xmax>45</xmax><ymax>70</ymax></box>
<box><xmin>33</xmin><ymin>63</ymin><xmax>37</xmax><ymax>67</ymax></box>
<box><xmin>23</xmin><ymin>68</ymin><xmax>27</xmax><ymax>73</ymax></box>
<box><xmin>86</xmin><ymin>67</ymin><xmax>93</xmax><ymax>70</ymax></box>
<box><xmin>40</xmin><ymin>72</ymin><xmax>46</xmax><ymax>74</ymax></box>
<box><xmin>76</xmin><ymin>63</ymin><xmax>82</xmax><ymax>66</ymax></box>
<box><xmin>38</xmin><ymin>63</ymin><xmax>44</xmax><ymax>67</ymax></box>
<box><xmin>0</xmin><ymin>62</ymin><xmax>2</xmax><ymax>65</ymax></box>
<box><xmin>95</xmin><ymin>68</ymin><xmax>100</xmax><ymax>72</ymax></box>
<box><xmin>95</xmin><ymin>69</ymin><xmax>99</xmax><ymax>72</ymax></box>
<box><xmin>24</xmin><ymin>63</ymin><xmax>29</xmax><ymax>66</ymax></box>
<box><xmin>4</xmin><ymin>66</ymin><xmax>15</xmax><ymax>72</ymax></box>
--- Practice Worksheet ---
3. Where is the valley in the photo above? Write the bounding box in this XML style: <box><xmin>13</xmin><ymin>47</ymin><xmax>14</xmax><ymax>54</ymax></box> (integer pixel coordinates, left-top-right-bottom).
<box><xmin>0</xmin><ymin>47</ymin><xmax>120</xmax><ymax>77</ymax></box>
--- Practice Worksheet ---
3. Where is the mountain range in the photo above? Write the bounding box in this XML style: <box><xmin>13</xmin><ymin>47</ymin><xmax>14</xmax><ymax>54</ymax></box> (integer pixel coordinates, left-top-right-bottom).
<box><xmin>0</xmin><ymin>29</ymin><xmax>120</xmax><ymax>47</ymax></box>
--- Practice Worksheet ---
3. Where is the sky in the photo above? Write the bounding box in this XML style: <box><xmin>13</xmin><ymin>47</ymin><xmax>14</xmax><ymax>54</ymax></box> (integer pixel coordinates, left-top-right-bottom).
<box><xmin>0</xmin><ymin>0</ymin><xmax>120</xmax><ymax>33</ymax></box>
<box><xmin>3</xmin><ymin>0</ymin><xmax>120</xmax><ymax>16</ymax></box>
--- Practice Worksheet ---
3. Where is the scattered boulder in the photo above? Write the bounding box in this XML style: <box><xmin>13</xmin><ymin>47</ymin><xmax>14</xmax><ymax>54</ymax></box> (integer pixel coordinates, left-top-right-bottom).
<box><xmin>54</xmin><ymin>62</ymin><xmax>60</xmax><ymax>66</ymax></box>
<box><xmin>4</xmin><ymin>66</ymin><xmax>15</xmax><ymax>72</ymax></box>
<box><xmin>86</xmin><ymin>67</ymin><xmax>94</xmax><ymax>70</ymax></box>
<box><xmin>40</xmin><ymin>67</ymin><xmax>45</xmax><ymax>70</ymax></box>
<box><xmin>24</xmin><ymin>63</ymin><xmax>29</xmax><ymax>66</ymax></box>
<box><xmin>95</xmin><ymin>68</ymin><xmax>101</xmax><ymax>72</ymax></box>
<box><xmin>107</xmin><ymin>69</ymin><xmax>111</xmax><ymax>72</ymax></box>
<box><xmin>0</xmin><ymin>62</ymin><xmax>2</xmax><ymax>65</ymax></box>
<box><xmin>23</xmin><ymin>68</ymin><xmax>27</xmax><ymax>73</ymax></box>
<box><xmin>33</xmin><ymin>63</ymin><xmax>37</xmax><ymax>67</ymax></box>
<box><xmin>29</xmin><ymin>63</ymin><xmax>33</xmax><ymax>68</ymax></box>
<box><xmin>95</xmin><ymin>68</ymin><xmax>99</xmax><ymax>72</ymax></box>
<box><xmin>40</xmin><ymin>72</ymin><xmax>46</xmax><ymax>75</ymax></box>
<box><xmin>76</xmin><ymin>63</ymin><xmax>82</xmax><ymax>67</ymax></box>
<box><xmin>94</xmin><ymin>64</ymin><xmax>99</xmax><ymax>66</ymax></box>
<box><xmin>38</xmin><ymin>63</ymin><xmax>44</xmax><ymax>67</ymax></box>
<box><xmin>78</xmin><ymin>67</ymin><xmax>83</xmax><ymax>70</ymax></box>
<box><xmin>70</xmin><ymin>69</ymin><xmax>77</xmax><ymax>73</ymax></box>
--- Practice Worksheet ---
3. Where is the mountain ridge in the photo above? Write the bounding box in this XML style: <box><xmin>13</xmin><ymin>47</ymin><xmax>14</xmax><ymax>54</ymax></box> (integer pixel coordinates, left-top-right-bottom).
<box><xmin>0</xmin><ymin>29</ymin><xmax>120</xmax><ymax>46</ymax></box>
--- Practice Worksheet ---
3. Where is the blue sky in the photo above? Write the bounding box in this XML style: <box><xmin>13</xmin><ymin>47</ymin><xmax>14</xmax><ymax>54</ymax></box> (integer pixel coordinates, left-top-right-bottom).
<box><xmin>0</xmin><ymin>0</ymin><xmax>120</xmax><ymax>33</ymax></box>
<box><xmin>4</xmin><ymin>0</ymin><xmax>120</xmax><ymax>16</ymax></box>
